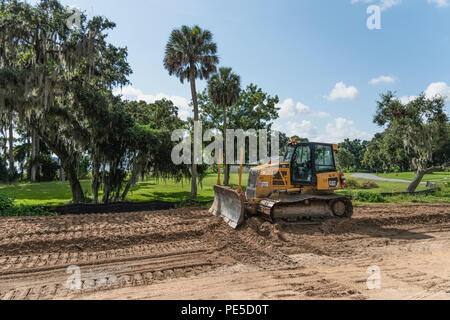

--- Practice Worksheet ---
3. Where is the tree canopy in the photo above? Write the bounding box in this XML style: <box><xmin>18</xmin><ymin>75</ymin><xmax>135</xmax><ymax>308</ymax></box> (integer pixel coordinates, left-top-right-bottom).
<box><xmin>373</xmin><ymin>91</ymin><xmax>449</xmax><ymax>192</ymax></box>
<box><xmin>338</xmin><ymin>139</ymin><xmax>369</xmax><ymax>171</ymax></box>
<box><xmin>0</xmin><ymin>0</ymin><xmax>187</xmax><ymax>203</ymax></box>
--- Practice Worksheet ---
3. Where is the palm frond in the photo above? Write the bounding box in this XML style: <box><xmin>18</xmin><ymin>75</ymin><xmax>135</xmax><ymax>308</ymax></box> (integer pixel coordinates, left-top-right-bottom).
<box><xmin>163</xmin><ymin>25</ymin><xmax>219</xmax><ymax>84</ymax></box>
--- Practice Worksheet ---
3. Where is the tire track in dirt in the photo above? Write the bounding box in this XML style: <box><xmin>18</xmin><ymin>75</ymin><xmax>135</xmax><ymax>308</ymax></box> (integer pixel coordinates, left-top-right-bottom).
<box><xmin>0</xmin><ymin>208</ymin><xmax>233</xmax><ymax>300</ymax></box>
<box><xmin>0</xmin><ymin>239</ymin><xmax>215</xmax><ymax>275</ymax></box>
<box><xmin>0</xmin><ymin>259</ymin><xmax>221</xmax><ymax>300</ymax></box>
<box><xmin>0</xmin><ymin>209</ymin><xmax>221</xmax><ymax>257</ymax></box>
<box><xmin>0</xmin><ymin>210</ymin><xmax>209</xmax><ymax>242</ymax></box>
<box><xmin>0</xmin><ymin>204</ymin><xmax>449</xmax><ymax>300</ymax></box>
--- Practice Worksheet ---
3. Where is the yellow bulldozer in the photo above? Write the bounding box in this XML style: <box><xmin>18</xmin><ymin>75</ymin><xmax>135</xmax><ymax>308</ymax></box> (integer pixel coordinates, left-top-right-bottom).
<box><xmin>210</xmin><ymin>140</ymin><xmax>353</xmax><ymax>229</ymax></box>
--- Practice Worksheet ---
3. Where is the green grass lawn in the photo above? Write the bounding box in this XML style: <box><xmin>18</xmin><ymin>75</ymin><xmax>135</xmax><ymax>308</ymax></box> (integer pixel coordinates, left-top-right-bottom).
<box><xmin>0</xmin><ymin>171</ymin><xmax>448</xmax><ymax>207</ymax></box>
<box><xmin>0</xmin><ymin>180</ymin><xmax>92</xmax><ymax>206</ymax></box>
<box><xmin>376</xmin><ymin>172</ymin><xmax>450</xmax><ymax>182</ymax></box>
<box><xmin>338</xmin><ymin>173</ymin><xmax>450</xmax><ymax>205</ymax></box>
<box><xmin>124</xmin><ymin>173</ymin><xmax>249</xmax><ymax>204</ymax></box>
<box><xmin>341</xmin><ymin>176</ymin><xmax>428</xmax><ymax>194</ymax></box>
<box><xmin>0</xmin><ymin>173</ymin><xmax>249</xmax><ymax>206</ymax></box>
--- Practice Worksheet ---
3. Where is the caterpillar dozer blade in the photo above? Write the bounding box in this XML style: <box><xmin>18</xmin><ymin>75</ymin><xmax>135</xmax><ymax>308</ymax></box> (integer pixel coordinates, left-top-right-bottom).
<box><xmin>209</xmin><ymin>185</ymin><xmax>245</xmax><ymax>229</ymax></box>
<box><xmin>257</xmin><ymin>194</ymin><xmax>353</xmax><ymax>222</ymax></box>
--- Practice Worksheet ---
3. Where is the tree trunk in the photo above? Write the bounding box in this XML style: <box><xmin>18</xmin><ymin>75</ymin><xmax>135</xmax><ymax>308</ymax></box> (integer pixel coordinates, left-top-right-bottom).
<box><xmin>406</xmin><ymin>171</ymin><xmax>427</xmax><ymax>193</ymax></box>
<box><xmin>64</xmin><ymin>162</ymin><xmax>85</xmax><ymax>203</ymax></box>
<box><xmin>406</xmin><ymin>163</ymin><xmax>449</xmax><ymax>193</ymax></box>
<box><xmin>31</xmin><ymin>130</ymin><xmax>37</xmax><ymax>182</ymax></box>
<box><xmin>36</xmin><ymin>134</ymin><xmax>40</xmax><ymax>178</ymax></box>
<box><xmin>38</xmin><ymin>136</ymin><xmax>84</xmax><ymax>203</ymax></box>
<box><xmin>8</xmin><ymin>113</ymin><xmax>14</xmax><ymax>178</ymax></box>
<box><xmin>222</xmin><ymin>104</ymin><xmax>231</xmax><ymax>186</ymax></box>
<box><xmin>102</xmin><ymin>166</ymin><xmax>111</xmax><ymax>204</ymax></box>
<box><xmin>27</xmin><ymin>120</ymin><xmax>84</xmax><ymax>203</ymax></box>
<box><xmin>121</xmin><ymin>161</ymin><xmax>139</xmax><ymax>200</ymax></box>
<box><xmin>1</xmin><ymin>127</ymin><xmax>5</xmax><ymax>153</ymax></box>
<box><xmin>91</xmin><ymin>156</ymin><xmax>100</xmax><ymax>203</ymax></box>
<box><xmin>121</xmin><ymin>178</ymin><xmax>134</xmax><ymax>201</ymax></box>
<box><xmin>2</xmin><ymin>132</ymin><xmax>7</xmax><ymax>171</ymax></box>
<box><xmin>189</xmin><ymin>69</ymin><xmax>198</xmax><ymax>198</ymax></box>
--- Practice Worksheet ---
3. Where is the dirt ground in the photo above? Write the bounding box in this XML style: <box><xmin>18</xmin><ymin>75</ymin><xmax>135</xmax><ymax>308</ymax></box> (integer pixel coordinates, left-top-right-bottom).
<box><xmin>0</xmin><ymin>203</ymin><xmax>449</xmax><ymax>300</ymax></box>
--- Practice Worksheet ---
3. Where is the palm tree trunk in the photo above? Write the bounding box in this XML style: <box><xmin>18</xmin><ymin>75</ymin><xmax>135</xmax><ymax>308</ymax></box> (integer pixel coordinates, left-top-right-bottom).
<box><xmin>189</xmin><ymin>69</ymin><xmax>199</xmax><ymax>198</ymax></box>
<box><xmin>223</xmin><ymin>105</ymin><xmax>231</xmax><ymax>186</ymax></box>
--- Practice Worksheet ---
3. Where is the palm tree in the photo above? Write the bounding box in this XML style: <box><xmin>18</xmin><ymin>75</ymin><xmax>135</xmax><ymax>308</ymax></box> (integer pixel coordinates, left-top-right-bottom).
<box><xmin>164</xmin><ymin>25</ymin><xmax>219</xmax><ymax>198</ymax></box>
<box><xmin>208</xmin><ymin>67</ymin><xmax>241</xmax><ymax>186</ymax></box>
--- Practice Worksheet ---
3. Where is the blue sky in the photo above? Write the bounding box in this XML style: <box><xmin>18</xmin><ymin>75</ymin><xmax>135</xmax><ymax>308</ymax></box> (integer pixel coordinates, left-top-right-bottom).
<box><xmin>29</xmin><ymin>0</ymin><xmax>450</xmax><ymax>143</ymax></box>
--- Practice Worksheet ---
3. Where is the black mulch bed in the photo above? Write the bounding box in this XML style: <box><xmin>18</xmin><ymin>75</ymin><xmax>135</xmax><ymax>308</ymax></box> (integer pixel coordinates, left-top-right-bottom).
<box><xmin>44</xmin><ymin>200</ymin><xmax>213</xmax><ymax>215</ymax></box>
<box><xmin>381</xmin><ymin>189</ymin><xmax>436</xmax><ymax>197</ymax></box>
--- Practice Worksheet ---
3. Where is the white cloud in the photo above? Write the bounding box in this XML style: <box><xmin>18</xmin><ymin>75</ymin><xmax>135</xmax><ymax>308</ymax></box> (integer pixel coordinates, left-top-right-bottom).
<box><xmin>276</xmin><ymin>98</ymin><xmax>330</xmax><ymax>119</ymax></box>
<box><xmin>427</xmin><ymin>0</ymin><xmax>450</xmax><ymax>8</ymax></box>
<box><xmin>399</xmin><ymin>95</ymin><xmax>418</xmax><ymax>104</ymax></box>
<box><xmin>312</xmin><ymin>111</ymin><xmax>332</xmax><ymax>118</ymax></box>
<box><xmin>275</xmin><ymin>117</ymin><xmax>373</xmax><ymax>144</ymax></box>
<box><xmin>275</xmin><ymin>120</ymin><xmax>319</xmax><ymax>140</ymax></box>
<box><xmin>382</xmin><ymin>0</ymin><xmax>402</xmax><ymax>9</ymax></box>
<box><xmin>425</xmin><ymin>82</ymin><xmax>450</xmax><ymax>103</ymax></box>
<box><xmin>397</xmin><ymin>82</ymin><xmax>450</xmax><ymax>105</ymax></box>
<box><xmin>316</xmin><ymin>118</ymin><xmax>373</xmax><ymax>144</ymax></box>
<box><xmin>296</xmin><ymin>101</ymin><xmax>310</xmax><ymax>113</ymax></box>
<box><xmin>351</xmin><ymin>0</ymin><xmax>402</xmax><ymax>11</ymax></box>
<box><xmin>325</xmin><ymin>82</ymin><xmax>359</xmax><ymax>101</ymax></box>
<box><xmin>353</xmin><ymin>0</ymin><xmax>449</xmax><ymax>10</ymax></box>
<box><xmin>277</xmin><ymin>99</ymin><xmax>296</xmax><ymax>118</ymax></box>
<box><xmin>369</xmin><ymin>75</ymin><xmax>396</xmax><ymax>85</ymax></box>
<box><xmin>114</xmin><ymin>86</ymin><xmax>192</xmax><ymax>120</ymax></box>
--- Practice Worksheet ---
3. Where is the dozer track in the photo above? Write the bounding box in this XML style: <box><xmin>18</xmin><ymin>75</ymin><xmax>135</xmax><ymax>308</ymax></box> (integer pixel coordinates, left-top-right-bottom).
<box><xmin>257</xmin><ymin>194</ymin><xmax>353</xmax><ymax>222</ymax></box>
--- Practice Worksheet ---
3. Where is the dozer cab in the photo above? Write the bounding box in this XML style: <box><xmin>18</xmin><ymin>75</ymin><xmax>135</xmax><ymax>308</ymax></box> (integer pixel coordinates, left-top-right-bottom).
<box><xmin>210</xmin><ymin>140</ymin><xmax>353</xmax><ymax>229</ymax></box>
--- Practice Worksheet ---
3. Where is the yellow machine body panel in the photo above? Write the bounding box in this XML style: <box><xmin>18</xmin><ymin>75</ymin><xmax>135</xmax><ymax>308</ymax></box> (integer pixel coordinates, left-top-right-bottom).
<box><xmin>250</xmin><ymin>162</ymin><xmax>292</xmax><ymax>200</ymax></box>
<box><xmin>247</xmin><ymin>163</ymin><xmax>344</xmax><ymax>201</ymax></box>
<box><xmin>316</xmin><ymin>172</ymin><xmax>342</xmax><ymax>191</ymax></box>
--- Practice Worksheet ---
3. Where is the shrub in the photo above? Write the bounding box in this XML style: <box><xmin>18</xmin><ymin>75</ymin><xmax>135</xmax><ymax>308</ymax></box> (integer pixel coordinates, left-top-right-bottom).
<box><xmin>0</xmin><ymin>193</ymin><xmax>14</xmax><ymax>211</ymax></box>
<box><xmin>0</xmin><ymin>194</ymin><xmax>56</xmax><ymax>217</ymax></box>
<box><xmin>360</xmin><ymin>181</ymin><xmax>379</xmax><ymax>189</ymax></box>
<box><xmin>40</xmin><ymin>154</ymin><xmax>60</xmax><ymax>182</ymax></box>
<box><xmin>344</xmin><ymin>179</ymin><xmax>360</xmax><ymax>189</ymax></box>
<box><xmin>25</xmin><ymin>154</ymin><xmax>60</xmax><ymax>182</ymax></box>
<box><xmin>355</xmin><ymin>191</ymin><xmax>385</xmax><ymax>203</ymax></box>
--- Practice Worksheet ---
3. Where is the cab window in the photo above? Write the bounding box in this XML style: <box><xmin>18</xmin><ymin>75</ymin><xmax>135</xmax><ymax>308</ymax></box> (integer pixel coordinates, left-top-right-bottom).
<box><xmin>315</xmin><ymin>145</ymin><xmax>335</xmax><ymax>172</ymax></box>
<box><xmin>292</xmin><ymin>146</ymin><xmax>312</xmax><ymax>183</ymax></box>
<box><xmin>284</xmin><ymin>146</ymin><xmax>296</xmax><ymax>162</ymax></box>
